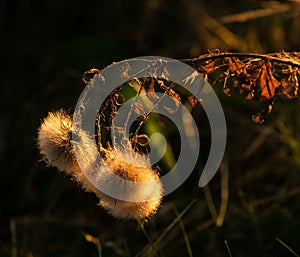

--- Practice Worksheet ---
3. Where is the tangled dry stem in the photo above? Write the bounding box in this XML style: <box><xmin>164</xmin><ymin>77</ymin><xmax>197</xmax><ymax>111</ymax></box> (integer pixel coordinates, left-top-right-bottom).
<box><xmin>181</xmin><ymin>50</ymin><xmax>300</xmax><ymax>123</ymax></box>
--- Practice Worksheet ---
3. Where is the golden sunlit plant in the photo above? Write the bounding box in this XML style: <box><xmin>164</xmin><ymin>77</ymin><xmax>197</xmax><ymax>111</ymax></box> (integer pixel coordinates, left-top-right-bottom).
<box><xmin>37</xmin><ymin>50</ymin><xmax>300</xmax><ymax>221</ymax></box>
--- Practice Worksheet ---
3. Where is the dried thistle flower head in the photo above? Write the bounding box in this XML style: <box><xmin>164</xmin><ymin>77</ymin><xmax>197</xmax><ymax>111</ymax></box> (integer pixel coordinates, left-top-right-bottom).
<box><xmin>37</xmin><ymin>109</ymin><xmax>163</xmax><ymax>220</ymax></box>
<box><xmin>37</xmin><ymin>109</ymin><xmax>78</xmax><ymax>173</ymax></box>
<box><xmin>98</xmin><ymin>146</ymin><xmax>162</xmax><ymax>219</ymax></box>
<box><xmin>72</xmin><ymin>126</ymin><xmax>163</xmax><ymax>219</ymax></box>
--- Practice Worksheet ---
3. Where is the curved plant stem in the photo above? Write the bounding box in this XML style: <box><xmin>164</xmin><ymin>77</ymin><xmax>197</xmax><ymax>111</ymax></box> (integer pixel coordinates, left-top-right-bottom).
<box><xmin>181</xmin><ymin>52</ymin><xmax>300</xmax><ymax>68</ymax></box>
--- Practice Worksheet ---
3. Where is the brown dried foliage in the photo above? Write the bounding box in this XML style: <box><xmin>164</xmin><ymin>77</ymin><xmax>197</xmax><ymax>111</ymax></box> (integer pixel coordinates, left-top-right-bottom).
<box><xmin>182</xmin><ymin>50</ymin><xmax>300</xmax><ymax>123</ymax></box>
<box><xmin>85</xmin><ymin>51</ymin><xmax>300</xmax><ymax>134</ymax></box>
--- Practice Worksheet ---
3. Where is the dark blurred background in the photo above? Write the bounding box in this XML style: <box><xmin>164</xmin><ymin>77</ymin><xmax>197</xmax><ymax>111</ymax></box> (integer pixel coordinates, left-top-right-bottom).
<box><xmin>1</xmin><ymin>0</ymin><xmax>300</xmax><ymax>256</ymax></box>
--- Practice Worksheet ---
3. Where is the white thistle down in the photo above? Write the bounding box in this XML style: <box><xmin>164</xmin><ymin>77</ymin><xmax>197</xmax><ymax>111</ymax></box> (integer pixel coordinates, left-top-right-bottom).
<box><xmin>37</xmin><ymin>109</ymin><xmax>163</xmax><ymax>219</ymax></box>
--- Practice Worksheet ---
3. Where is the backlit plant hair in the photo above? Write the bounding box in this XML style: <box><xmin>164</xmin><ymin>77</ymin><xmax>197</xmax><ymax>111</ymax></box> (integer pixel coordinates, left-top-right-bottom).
<box><xmin>37</xmin><ymin>109</ymin><xmax>162</xmax><ymax>220</ymax></box>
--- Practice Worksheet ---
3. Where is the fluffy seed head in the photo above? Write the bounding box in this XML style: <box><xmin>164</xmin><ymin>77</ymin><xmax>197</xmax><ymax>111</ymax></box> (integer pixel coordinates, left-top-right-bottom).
<box><xmin>74</xmin><ymin>133</ymin><xmax>163</xmax><ymax>219</ymax></box>
<box><xmin>97</xmin><ymin>145</ymin><xmax>163</xmax><ymax>219</ymax></box>
<box><xmin>37</xmin><ymin>110</ymin><xmax>78</xmax><ymax>173</ymax></box>
<box><xmin>37</xmin><ymin>109</ymin><xmax>163</xmax><ymax>220</ymax></box>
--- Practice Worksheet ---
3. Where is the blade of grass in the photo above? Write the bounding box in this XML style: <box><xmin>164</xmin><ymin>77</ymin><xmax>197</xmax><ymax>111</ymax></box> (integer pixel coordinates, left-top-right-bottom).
<box><xmin>135</xmin><ymin>199</ymin><xmax>197</xmax><ymax>257</ymax></box>
<box><xmin>137</xmin><ymin>220</ymin><xmax>162</xmax><ymax>257</ymax></box>
<box><xmin>84</xmin><ymin>233</ymin><xmax>102</xmax><ymax>257</ymax></box>
<box><xmin>224</xmin><ymin>240</ymin><xmax>233</xmax><ymax>257</ymax></box>
<box><xmin>216</xmin><ymin>158</ymin><xmax>229</xmax><ymax>227</ymax></box>
<box><xmin>276</xmin><ymin>238</ymin><xmax>299</xmax><ymax>257</ymax></box>
<box><xmin>203</xmin><ymin>185</ymin><xmax>218</xmax><ymax>222</ymax></box>
<box><xmin>172</xmin><ymin>205</ymin><xmax>193</xmax><ymax>257</ymax></box>
<box><xmin>219</xmin><ymin>3</ymin><xmax>291</xmax><ymax>24</ymax></box>
<box><xmin>203</xmin><ymin>157</ymin><xmax>229</xmax><ymax>227</ymax></box>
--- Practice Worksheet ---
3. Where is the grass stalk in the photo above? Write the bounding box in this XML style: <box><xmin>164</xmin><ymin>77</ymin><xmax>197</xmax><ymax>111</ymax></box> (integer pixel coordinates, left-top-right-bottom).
<box><xmin>276</xmin><ymin>238</ymin><xmax>299</xmax><ymax>257</ymax></box>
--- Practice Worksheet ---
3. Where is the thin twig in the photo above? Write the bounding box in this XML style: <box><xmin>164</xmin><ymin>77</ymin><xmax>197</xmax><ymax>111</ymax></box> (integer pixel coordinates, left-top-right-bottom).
<box><xmin>181</xmin><ymin>52</ymin><xmax>300</xmax><ymax>68</ymax></box>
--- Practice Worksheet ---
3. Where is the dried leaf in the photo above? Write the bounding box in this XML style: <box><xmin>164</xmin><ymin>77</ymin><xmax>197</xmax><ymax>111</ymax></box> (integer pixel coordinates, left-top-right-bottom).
<box><xmin>144</xmin><ymin>77</ymin><xmax>160</xmax><ymax>100</ymax></box>
<box><xmin>223</xmin><ymin>86</ymin><xmax>232</xmax><ymax>96</ymax></box>
<box><xmin>156</xmin><ymin>61</ymin><xmax>169</xmax><ymax>80</ymax></box>
<box><xmin>181</xmin><ymin>50</ymin><xmax>300</xmax><ymax>122</ymax></box>
<box><xmin>245</xmin><ymin>91</ymin><xmax>254</xmax><ymax>100</ymax></box>
<box><xmin>258</xmin><ymin>61</ymin><xmax>280</xmax><ymax>101</ymax></box>
<box><xmin>252</xmin><ymin>99</ymin><xmax>274</xmax><ymax>124</ymax></box>
<box><xmin>120</xmin><ymin>62</ymin><xmax>131</xmax><ymax>79</ymax></box>
<box><xmin>252</xmin><ymin>113</ymin><xmax>265</xmax><ymax>124</ymax></box>
<box><xmin>201</xmin><ymin>59</ymin><xmax>218</xmax><ymax>74</ymax></box>
<box><xmin>246</xmin><ymin>60</ymin><xmax>262</xmax><ymax>82</ymax></box>
<box><xmin>226</xmin><ymin>57</ymin><xmax>246</xmax><ymax>76</ymax></box>
<box><xmin>240</xmin><ymin>83</ymin><xmax>251</xmax><ymax>91</ymax></box>
<box><xmin>187</xmin><ymin>95</ymin><xmax>201</xmax><ymax>108</ymax></box>
<box><xmin>280</xmin><ymin>68</ymin><xmax>299</xmax><ymax>99</ymax></box>
<box><xmin>82</xmin><ymin>68</ymin><xmax>100</xmax><ymax>84</ymax></box>
<box><xmin>164</xmin><ymin>89</ymin><xmax>181</xmax><ymax>114</ymax></box>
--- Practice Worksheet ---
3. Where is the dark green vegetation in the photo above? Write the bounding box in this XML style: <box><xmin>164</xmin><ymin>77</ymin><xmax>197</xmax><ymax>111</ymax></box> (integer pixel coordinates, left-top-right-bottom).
<box><xmin>1</xmin><ymin>0</ymin><xmax>300</xmax><ymax>256</ymax></box>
